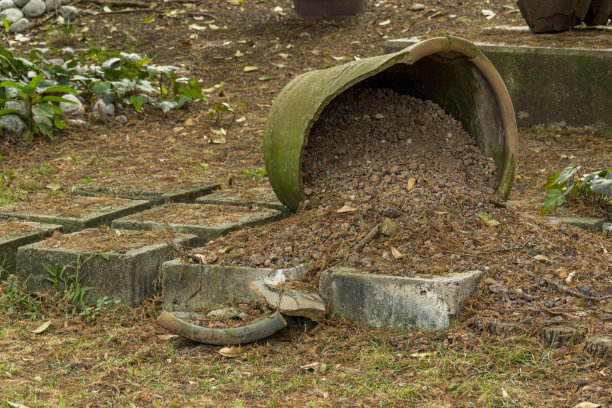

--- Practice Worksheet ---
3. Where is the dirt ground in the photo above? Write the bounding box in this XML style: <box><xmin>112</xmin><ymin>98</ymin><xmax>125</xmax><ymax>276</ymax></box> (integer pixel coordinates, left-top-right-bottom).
<box><xmin>1</xmin><ymin>1</ymin><xmax>611</xmax><ymax>407</ymax></box>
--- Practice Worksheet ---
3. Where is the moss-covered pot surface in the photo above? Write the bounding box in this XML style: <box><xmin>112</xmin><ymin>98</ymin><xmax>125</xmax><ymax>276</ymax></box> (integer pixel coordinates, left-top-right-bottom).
<box><xmin>263</xmin><ymin>36</ymin><xmax>518</xmax><ymax>212</ymax></box>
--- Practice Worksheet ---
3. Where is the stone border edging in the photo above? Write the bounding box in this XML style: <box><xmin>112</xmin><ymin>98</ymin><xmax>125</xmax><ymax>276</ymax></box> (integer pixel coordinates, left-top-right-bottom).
<box><xmin>385</xmin><ymin>39</ymin><xmax>612</xmax><ymax>133</ymax></box>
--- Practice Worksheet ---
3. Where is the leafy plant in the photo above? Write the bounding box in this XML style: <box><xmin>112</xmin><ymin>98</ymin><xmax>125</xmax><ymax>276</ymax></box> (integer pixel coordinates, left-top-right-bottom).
<box><xmin>43</xmin><ymin>252</ymin><xmax>100</xmax><ymax>315</ymax></box>
<box><xmin>0</xmin><ymin>274</ymin><xmax>44</xmax><ymax>318</ymax></box>
<box><xmin>208</xmin><ymin>101</ymin><xmax>245</xmax><ymax>124</ymax></box>
<box><xmin>78</xmin><ymin>296</ymin><xmax>121</xmax><ymax>324</ymax></box>
<box><xmin>541</xmin><ymin>163</ymin><xmax>612</xmax><ymax>215</ymax></box>
<box><xmin>244</xmin><ymin>167</ymin><xmax>267</xmax><ymax>180</ymax></box>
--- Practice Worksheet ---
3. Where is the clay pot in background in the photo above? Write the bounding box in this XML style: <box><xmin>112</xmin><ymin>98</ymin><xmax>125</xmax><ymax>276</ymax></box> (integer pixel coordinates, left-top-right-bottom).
<box><xmin>518</xmin><ymin>0</ymin><xmax>612</xmax><ymax>33</ymax></box>
<box><xmin>293</xmin><ymin>0</ymin><xmax>364</xmax><ymax>18</ymax></box>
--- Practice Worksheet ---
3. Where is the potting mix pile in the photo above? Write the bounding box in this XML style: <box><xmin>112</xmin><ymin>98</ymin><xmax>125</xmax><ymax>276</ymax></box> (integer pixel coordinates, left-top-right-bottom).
<box><xmin>192</xmin><ymin>88</ymin><xmax>609</xmax><ymax>286</ymax></box>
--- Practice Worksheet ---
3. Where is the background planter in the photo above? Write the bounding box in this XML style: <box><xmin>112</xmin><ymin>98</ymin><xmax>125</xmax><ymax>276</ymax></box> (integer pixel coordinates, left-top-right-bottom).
<box><xmin>517</xmin><ymin>0</ymin><xmax>612</xmax><ymax>32</ymax></box>
<box><xmin>264</xmin><ymin>36</ymin><xmax>518</xmax><ymax>211</ymax></box>
<box><xmin>293</xmin><ymin>0</ymin><xmax>364</xmax><ymax>18</ymax></box>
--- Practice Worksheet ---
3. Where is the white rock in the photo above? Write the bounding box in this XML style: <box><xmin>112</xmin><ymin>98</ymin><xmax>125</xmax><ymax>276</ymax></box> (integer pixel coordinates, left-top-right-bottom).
<box><xmin>44</xmin><ymin>0</ymin><xmax>60</xmax><ymax>12</ymax></box>
<box><xmin>8</xmin><ymin>17</ymin><xmax>28</xmax><ymax>33</ymax></box>
<box><xmin>4</xmin><ymin>86</ymin><xmax>21</xmax><ymax>99</ymax></box>
<box><xmin>2</xmin><ymin>7</ymin><xmax>22</xmax><ymax>22</ymax></box>
<box><xmin>115</xmin><ymin>115</ymin><xmax>127</xmax><ymax>124</ymax></box>
<box><xmin>4</xmin><ymin>101</ymin><xmax>26</xmax><ymax>115</ymax></box>
<box><xmin>13</xmin><ymin>0</ymin><xmax>27</xmax><ymax>6</ymax></box>
<box><xmin>92</xmin><ymin>99</ymin><xmax>114</xmax><ymax>119</ymax></box>
<box><xmin>0</xmin><ymin>0</ymin><xmax>15</xmax><ymax>10</ymax></box>
<box><xmin>0</xmin><ymin>114</ymin><xmax>28</xmax><ymax>135</ymax></box>
<box><xmin>59</xmin><ymin>4</ymin><xmax>76</xmax><ymax>19</ymax></box>
<box><xmin>67</xmin><ymin>118</ymin><xmax>86</xmax><ymax>127</ymax></box>
<box><xmin>22</xmin><ymin>0</ymin><xmax>45</xmax><ymax>18</ymax></box>
<box><xmin>409</xmin><ymin>3</ymin><xmax>425</xmax><ymax>11</ymax></box>
<box><xmin>59</xmin><ymin>93</ymin><xmax>84</xmax><ymax>117</ymax></box>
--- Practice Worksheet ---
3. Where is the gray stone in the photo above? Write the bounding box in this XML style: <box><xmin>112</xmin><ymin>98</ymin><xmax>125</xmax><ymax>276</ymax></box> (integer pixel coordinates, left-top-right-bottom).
<box><xmin>0</xmin><ymin>0</ymin><xmax>15</xmax><ymax>10</ymax></box>
<box><xmin>59</xmin><ymin>93</ymin><xmax>84</xmax><ymax>117</ymax></box>
<box><xmin>585</xmin><ymin>336</ymin><xmax>612</xmax><ymax>362</ymax></box>
<box><xmin>112</xmin><ymin>203</ymin><xmax>284</xmax><ymax>246</ymax></box>
<box><xmin>540</xmin><ymin>326</ymin><xmax>584</xmax><ymax>348</ymax></box>
<box><xmin>0</xmin><ymin>114</ymin><xmax>27</xmax><ymax>135</ymax></box>
<box><xmin>92</xmin><ymin>98</ymin><xmax>115</xmax><ymax>118</ymax></box>
<box><xmin>44</xmin><ymin>0</ymin><xmax>63</xmax><ymax>12</ymax></box>
<box><xmin>3</xmin><ymin>101</ymin><xmax>25</xmax><ymax>116</ymax></box>
<box><xmin>195</xmin><ymin>185</ymin><xmax>289</xmax><ymax>213</ymax></box>
<box><xmin>13</xmin><ymin>0</ymin><xmax>27</xmax><ymax>6</ymax></box>
<box><xmin>319</xmin><ymin>267</ymin><xmax>484</xmax><ymax>331</ymax></box>
<box><xmin>4</xmin><ymin>86</ymin><xmax>21</xmax><ymax>99</ymax></box>
<box><xmin>46</xmin><ymin>58</ymin><xmax>64</xmax><ymax>67</ymax></box>
<box><xmin>2</xmin><ymin>7</ymin><xmax>22</xmax><ymax>22</ymax></box>
<box><xmin>384</xmin><ymin>39</ymin><xmax>612</xmax><ymax>134</ymax></box>
<box><xmin>16</xmin><ymin>231</ymin><xmax>198</xmax><ymax>306</ymax></box>
<box><xmin>602</xmin><ymin>222</ymin><xmax>612</xmax><ymax>238</ymax></box>
<box><xmin>8</xmin><ymin>17</ymin><xmax>28</xmax><ymax>33</ymax></box>
<box><xmin>71</xmin><ymin>179</ymin><xmax>221</xmax><ymax>205</ymax></box>
<box><xmin>162</xmin><ymin>261</ymin><xmax>306</xmax><ymax>311</ymax></box>
<box><xmin>546</xmin><ymin>216</ymin><xmax>608</xmax><ymax>233</ymax></box>
<box><xmin>22</xmin><ymin>0</ymin><xmax>45</xmax><ymax>18</ymax></box>
<box><xmin>115</xmin><ymin>114</ymin><xmax>127</xmax><ymax>124</ymax></box>
<box><xmin>0</xmin><ymin>197</ymin><xmax>151</xmax><ymax>233</ymax></box>
<box><xmin>59</xmin><ymin>4</ymin><xmax>76</xmax><ymax>19</ymax></box>
<box><xmin>0</xmin><ymin>221</ymin><xmax>61</xmax><ymax>280</ymax></box>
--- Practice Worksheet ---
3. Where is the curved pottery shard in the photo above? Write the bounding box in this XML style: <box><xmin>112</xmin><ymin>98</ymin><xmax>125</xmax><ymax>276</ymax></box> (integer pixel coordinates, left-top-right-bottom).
<box><xmin>264</xmin><ymin>36</ymin><xmax>518</xmax><ymax>211</ymax></box>
<box><xmin>156</xmin><ymin>310</ymin><xmax>287</xmax><ymax>345</ymax></box>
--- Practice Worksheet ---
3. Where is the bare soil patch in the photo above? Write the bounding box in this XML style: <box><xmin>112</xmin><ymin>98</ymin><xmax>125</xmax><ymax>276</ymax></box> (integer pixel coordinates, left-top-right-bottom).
<box><xmin>40</xmin><ymin>228</ymin><xmax>184</xmax><ymax>253</ymax></box>
<box><xmin>0</xmin><ymin>1</ymin><xmax>610</xmax><ymax>407</ymax></box>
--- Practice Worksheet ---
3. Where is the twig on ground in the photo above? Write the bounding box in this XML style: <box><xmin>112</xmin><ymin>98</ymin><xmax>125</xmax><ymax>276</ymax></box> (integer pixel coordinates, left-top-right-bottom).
<box><xmin>355</xmin><ymin>224</ymin><xmax>380</xmax><ymax>253</ymax></box>
<box><xmin>82</xmin><ymin>0</ymin><xmax>150</xmax><ymax>7</ymax></box>
<box><xmin>458</xmin><ymin>238</ymin><xmax>533</xmax><ymax>258</ymax></box>
<box><xmin>542</xmin><ymin>276</ymin><xmax>612</xmax><ymax>302</ymax></box>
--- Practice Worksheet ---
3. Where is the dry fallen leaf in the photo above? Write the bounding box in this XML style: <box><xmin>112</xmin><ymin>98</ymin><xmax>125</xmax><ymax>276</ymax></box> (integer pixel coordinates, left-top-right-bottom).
<box><xmin>7</xmin><ymin>402</ymin><xmax>30</xmax><ymax>408</ymax></box>
<box><xmin>336</xmin><ymin>205</ymin><xmax>358</xmax><ymax>213</ymax></box>
<box><xmin>219</xmin><ymin>346</ymin><xmax>245</xmax><ymax>358</ymax></box>
<box><xmin>30</xmin><ymin>321</ymin><xmax>51</xmax><ymax>334</ymax></box>
<box><xmin>158</xmin><ymin>334</ymin><xmax>179</xmax><ymax>341</ymax></box>
<box><xmin>391</xmin><ymin>246</ymin><xmax>406</xmax><ymax>259</ymax></box>
<box><xmin>406</xmin><ymin>177</ymin><xmax>416</xmax><ymax>191</ymax></box>
<box><xmin>183</xmin><ymin>117</ymin><xmax>196</xmax><ymax>126</ymax></box>
<box><xmin>573</xmin><ymin>403</ymin><xmax>602</xmax><ymax>408</ymax></box>
<box><xmin>565</xmin><ymin>271</ymin><xmax>576</xmax><ymax>283</ymax></box>
<box><xmin>534</xmin><ymin>254</ymin><xmax>552</xmax><ymax>263</ymax></box>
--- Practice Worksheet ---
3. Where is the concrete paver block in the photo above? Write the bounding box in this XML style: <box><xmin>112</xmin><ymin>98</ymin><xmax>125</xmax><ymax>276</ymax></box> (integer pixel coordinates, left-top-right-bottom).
<box><xmin>319</xmin><ymin>267</ymin><xmax>484</xmax><ymax>331</ymax></box>
<box><xmin>0</xmin><ymin>221</ymin><xmax>62</xmax><ymax>280</ymax></box>
<box><xmin>162</xmin><ymin>260</ymin><xmax>306</xmax><ymax>311</ymax></box>
<box><xmin>72</xmin><ymin>180</ymin><xmax>220</xmax><ymax>205</ymax></box>
<box><xmin>112</xmin><ymin>203</ymin><xmax>285</xmax><ymax>245</ymax></box>
<box><xmin>16</xmin><ymin>230</ymin><xmax>198</xmax><ymax>306</ymax></box>
<box><xmin>195</xmin><ymin>186</ymin><xmax>289</xmax><ymax>213</ymax></box>
<box><xmin>545</xmin><ymin>216</ymin><xmax>607</xmax><ymax>233</ymax></box>
<box><xmin>0</xmin><ymin>197</ymin><xmax>150</xmax><ymax>233</ymax></box>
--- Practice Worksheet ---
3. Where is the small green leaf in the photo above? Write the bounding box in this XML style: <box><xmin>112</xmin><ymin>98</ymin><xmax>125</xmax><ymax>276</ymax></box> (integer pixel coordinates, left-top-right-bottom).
<box><xmin>243</xmin><ymin>66</ymin><xmax>258</xmax><ymax>72</ymax></box>
<box><xmin>41</xmin><ymin>96</ymin><xmax>76</xmax><ymax>104</ymax></box>
<box><xmin>477</xmin><ymin>211</ymin><xmax>500</xmax><ymax>226</ymax></box>
<box><xmin>541</xmin><ymin>189</ymin><xmax>565</xmax><ymax>215</ymax></box>
<box><xmin>128</xmin><ymin>94</ymin><xmax>147</xmax><ymax>112</ymax></box>
<box><xmin>208</xmin><ymin>24</ymin><xmax>220</xmax><ymax>30</ymax></box>
<box><xmin>234</xmin><ymin>50</ymin><xmax>243</xmax><ymax>58</ymax></box>
<box><xmin>46</xmin><ymin>183</ymin><xmax>61</xmax><ymax>191</ymax></box>
<box><xmin>143</xmin><ymin>15</ymin><xmax>155</xmax><ymax>24</ymax></box>
<box><xmin>258</xmin><ymin>74</ymin><xmax>274</xmax><ymax>81</ymax></box>
<box><xmin>41</xmin><ymin>85</ymin><xmax>78</xmax><ymax>94</ymax></box>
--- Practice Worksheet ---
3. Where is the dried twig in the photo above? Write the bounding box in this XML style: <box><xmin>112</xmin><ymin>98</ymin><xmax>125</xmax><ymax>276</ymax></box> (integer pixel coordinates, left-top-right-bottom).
<box><xmin>81</xmin><ymin>0</ymin><xmax>150</xmax><ymax>7</ymax></box>
<box><xmin>458</xmin><ymin>238</ymin><xmax>532</xmax><ymax>258</ymax></box>
<box><xmin>542</xmin><ymin>276</ymin><xmax>612</xmax><ymax>302</ymax></box>
<box><xmin>355</xmin><ymin>224</ymin><xmax>379</xmax><ymax>253</ymax></box>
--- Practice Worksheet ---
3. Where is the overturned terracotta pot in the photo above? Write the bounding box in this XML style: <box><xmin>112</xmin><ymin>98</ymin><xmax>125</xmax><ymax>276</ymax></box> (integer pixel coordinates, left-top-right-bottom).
<box><xmin>263</xmin><ymin>37</ymin><xmax>518</xmax><ymax>211</ymax></box>
<box><xmin>293</xmin><ymin>0</ymin><xmax>364</xmax><ymax>18</ymax></box>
